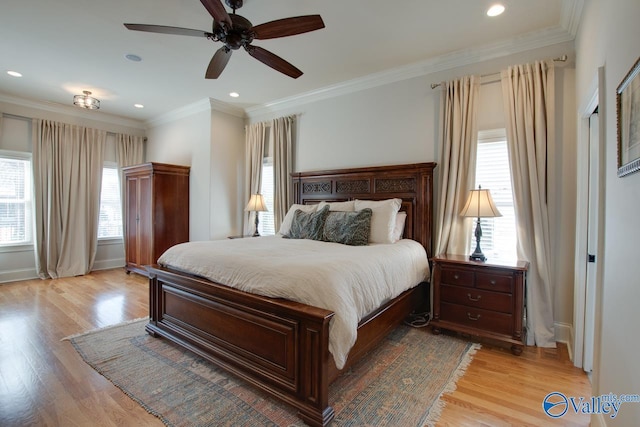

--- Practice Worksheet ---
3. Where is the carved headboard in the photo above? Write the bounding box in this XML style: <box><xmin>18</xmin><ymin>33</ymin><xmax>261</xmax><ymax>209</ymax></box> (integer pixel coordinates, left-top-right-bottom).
<box><xmin>292</xmin><ymin>162</ymin><xmax>437</xmax><ymax>259</ymax></box>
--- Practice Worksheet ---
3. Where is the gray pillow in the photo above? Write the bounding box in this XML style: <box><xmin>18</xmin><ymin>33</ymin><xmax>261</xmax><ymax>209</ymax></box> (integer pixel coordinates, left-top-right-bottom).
<box><xmin>285</xmin><ymin>205</ymin><xmax>330</xmax><ymax>240</ymax></box>
<box><xmin>322</xmin><ymin>208</ymin><xmax>372</xmax><ymax>246</ymax></box>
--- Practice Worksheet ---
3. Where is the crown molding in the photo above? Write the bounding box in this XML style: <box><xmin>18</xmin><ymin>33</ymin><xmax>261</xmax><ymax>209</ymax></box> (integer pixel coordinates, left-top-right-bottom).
<box><xmin>561</xmin><ymin>0</ymin><xmax>585</xmax><ymax>37</ymax></box>
<box><xmin>0</xmin><ymin>92</ymin><xmax>145</xmax><ymax>129</ymax></box>
<box><xmin>146</xmin><ymin>97</ymin><xmax>245</xmax><ymax>128</ymax></box>
<box><xmin>246</xmin><ymin>25</ymin><xmax>576</xmax><ymax>119</ymax></box>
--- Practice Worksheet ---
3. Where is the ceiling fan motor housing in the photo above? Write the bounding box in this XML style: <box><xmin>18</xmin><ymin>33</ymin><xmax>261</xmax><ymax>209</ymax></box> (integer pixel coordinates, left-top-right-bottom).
<box><xmin>213</xmin><ymin>14</ymin><xmax>254</xmax><ymax>49</ymax></box>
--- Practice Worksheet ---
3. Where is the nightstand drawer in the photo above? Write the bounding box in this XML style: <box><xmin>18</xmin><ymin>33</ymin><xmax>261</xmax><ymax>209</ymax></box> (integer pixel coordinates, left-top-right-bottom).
<box><xmin>476</xmin><ymin>272</ymin><xmax>513</xmax><ymax>293</ymax></box>
<box><xmin>440</xmin><ymin>302</ymin><xmax>512</xmax><ymax>335</ymax></box>
<box><xmin>440</xmin><ymin>268</ymin><xmax>474</xmax><ymax>287</ymax></box>
<box><xmin>440</xmin><ymin>284</ymin><xmax>513</xmax><ymax>313</ymax></box>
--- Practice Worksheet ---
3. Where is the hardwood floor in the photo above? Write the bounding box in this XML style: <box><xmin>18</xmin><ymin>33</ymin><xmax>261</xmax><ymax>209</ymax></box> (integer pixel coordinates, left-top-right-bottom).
<box><xmin>0</xmin><ymin>269</ymin><xmax>591</xmax><ymax>426</ymax></box>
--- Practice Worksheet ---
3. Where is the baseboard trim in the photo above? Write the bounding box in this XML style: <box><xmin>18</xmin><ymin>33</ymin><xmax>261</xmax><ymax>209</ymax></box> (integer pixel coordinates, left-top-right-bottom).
<box><xmin>555</xmin><ymin>321</ymin><xmax>574</xmax><ymax>362</ymax></box>
<box><xmin>92</xmin><ymin>258</ymin><xmax>125</xmax><ymax>271</ymax></box>
<box><xmin>0</xmin><ymin>268</ymin><xmax>38</xmax><ymax>284</ymax></box>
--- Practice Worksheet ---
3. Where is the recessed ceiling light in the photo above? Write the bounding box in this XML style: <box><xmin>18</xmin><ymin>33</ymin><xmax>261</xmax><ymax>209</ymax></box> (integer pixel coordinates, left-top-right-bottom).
<box><xmin>134</xmin><ymin>104</ymin><xmax>144</xmax><ymax>109</ymax></box>
<box><xmin>487</xmin><ymin>4</ymin><xmax>505</xmax><ymax>17</ymax></box>
<box><xmin>125</xmin><ymin>54</ymin><xmax>142</xmax><ymax>62</ymax></box>
<box><xmin>7</xmin><ymin>71</ymin><xmax>22</xmax><ymax>77</ymax></box>
<box><xmin>229</xmin><ymin>92</ymin><xmax>239</xmax><ymax>98</ymax></box>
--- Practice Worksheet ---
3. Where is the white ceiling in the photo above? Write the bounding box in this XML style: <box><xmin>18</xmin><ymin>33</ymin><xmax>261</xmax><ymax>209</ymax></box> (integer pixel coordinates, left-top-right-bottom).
<box><xmin>0</xmin><ymin>0</ymin><xmax>581</xmax><ymax>124</ymax></box>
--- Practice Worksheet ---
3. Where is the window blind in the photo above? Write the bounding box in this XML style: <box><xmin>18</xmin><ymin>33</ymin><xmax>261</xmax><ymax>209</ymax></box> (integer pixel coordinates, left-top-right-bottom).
<box><xmin>0</xmin><ymin>156</ymin><xmax>32</xmax><ymax>245</ymax></box>
<box><xmin>97</xmin><ymin>166</ymin><xmax>123</xmax><ymax>239</ymax></box>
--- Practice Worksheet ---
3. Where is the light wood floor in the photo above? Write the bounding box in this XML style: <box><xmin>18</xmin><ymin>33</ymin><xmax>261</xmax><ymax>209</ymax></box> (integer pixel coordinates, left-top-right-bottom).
<box><xmin>0</xmin><ymin>269</ymin><xmax>591</xmax><ymax>426</ymax></box>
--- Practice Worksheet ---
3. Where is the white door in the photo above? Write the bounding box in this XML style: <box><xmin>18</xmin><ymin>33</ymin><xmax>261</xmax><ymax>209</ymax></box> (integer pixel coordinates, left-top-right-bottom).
<box><xmin>583</xmin><ymin>111</ymin><xmax>599</xmax><ymax>373</ymax></box>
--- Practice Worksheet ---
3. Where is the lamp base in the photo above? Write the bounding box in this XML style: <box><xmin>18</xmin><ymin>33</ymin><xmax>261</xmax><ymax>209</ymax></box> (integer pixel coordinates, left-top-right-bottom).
<box><xmin>469</xmin><ymin>252</ymin><xmax>487</xmax><ymax>262</ymax></box>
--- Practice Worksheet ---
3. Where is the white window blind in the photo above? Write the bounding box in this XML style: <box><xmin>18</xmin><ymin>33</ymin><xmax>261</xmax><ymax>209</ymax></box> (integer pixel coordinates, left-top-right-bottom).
<box><xmin>258</xmin><ymin>158</ymin><xmax>275</xmax><ymax>235</ymax></box>
<box><xmin>0</xmin><ymin>154</ymin><xmax>32</xmax><ymax>245</ymax></box>
<box><xmin>472</xmin><ymin>130</ymin><xmax>517</xmax><ymax>260</ymax></box>
<box><xmin>97</xmin><ymin>165</ymin><xmax>123</xmax><ymax>239</ymax></box>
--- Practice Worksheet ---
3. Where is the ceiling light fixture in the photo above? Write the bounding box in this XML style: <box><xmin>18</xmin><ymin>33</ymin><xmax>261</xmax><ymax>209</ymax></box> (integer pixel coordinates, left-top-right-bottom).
<box><xmin>73</xmin><ymin>90</ymin><xmax>100</xmax><ymax>110</ymax></box>
<box><xmin>125</xmin><ymin>54</ymin><xmax>142</xmax><ymax>62</ymax></box>
<box><xmin>7</xmin><ymin>71</ymin><xmax>22</xmax><ymax>77</ymax></box>
<box><xmin>229</xmin><ymin>92</ymin><xmax>239</xmax><ymax>98</ymax></box>
<box><xmin>487</xmin><ymin>4</ymin><xmax>505</xmax><ymax>17</ymax></box>
<box><xmin>134</xmin><ymin>104</ymin><xmax>144</xmax><ymax>109</ymax></box>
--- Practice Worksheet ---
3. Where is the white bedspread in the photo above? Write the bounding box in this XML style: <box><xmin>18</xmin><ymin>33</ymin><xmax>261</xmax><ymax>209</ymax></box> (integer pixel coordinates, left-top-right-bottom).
<box><xmin>158</xmin><ymin>236</ymin><xmax>429</xmax><ymax>369</ymax></box>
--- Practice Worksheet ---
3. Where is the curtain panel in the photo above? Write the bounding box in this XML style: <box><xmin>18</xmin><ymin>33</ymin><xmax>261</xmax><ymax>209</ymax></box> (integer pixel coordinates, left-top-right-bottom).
<box><xmin>271</xmin><ymin>115</ymin><xmax>294</xmax><ymax>230</ymax></box>
<box><xmin>434</xmin><ymin>76</ymin><xmax>480</xmax><ymax>257</ymax></box>
<box><xmin>501</xmin><ymin>61</ymin><xmax>556</xmax><ymax>347</ymax></box>
<box><xmin>32</xmin><ymin>119</ymin><xmax>106</xmax><ymax>279</ymax></box>
<box><xmin>244</xmin><ymin>122</ymin><xmax>267</xmax><ymax>236</ymax></box>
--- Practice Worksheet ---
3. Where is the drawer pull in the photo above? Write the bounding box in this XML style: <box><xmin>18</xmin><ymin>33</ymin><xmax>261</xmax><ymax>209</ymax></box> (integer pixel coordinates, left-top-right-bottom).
<box><xmin>490</xmin><ymin>280</ymin><xmax>497</xmax><ymax>285</ymax></box>
<box><xmin>467</xmin><ymin>293</ymin><xmax>482</xmax><ymax>302</ymax></box>
<box><xmin>467</xmin><ymin>312</ymin><xmax>481</xmax><ymax>321</ymax></box>
<box><xmin>454</xmin><ymin>274</ymin><xmax>460</xmax><ymax>280</ymax></box>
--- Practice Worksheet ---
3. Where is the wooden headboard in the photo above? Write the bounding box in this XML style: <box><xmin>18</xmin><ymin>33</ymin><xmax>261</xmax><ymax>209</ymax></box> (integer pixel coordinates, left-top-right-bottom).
<box><xmin>292</xmin><ymin>162</ymin><xmax>437</xmax><ymax>258</ymax></box>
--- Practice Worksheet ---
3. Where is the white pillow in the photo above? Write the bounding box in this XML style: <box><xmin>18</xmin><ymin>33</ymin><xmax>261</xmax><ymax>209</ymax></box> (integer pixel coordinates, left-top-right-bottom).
<box><xmin>318</xmin><ymin>200</ymin><xmax>356</xmax><ymax>212</ymax></box>
<box><xmin>392</xmin><ymin>211</ymin><xmax>407</xmax><ymax>242</ymax></box>
<box><xmin>279</xmin><ymin>204</ymin><xmax>318</xmax><ymax>235</ymax></box>
<box><xmin>354</xmin><ymin>198</ymin><xmax>402</xmax><ymax>244</ymax></box>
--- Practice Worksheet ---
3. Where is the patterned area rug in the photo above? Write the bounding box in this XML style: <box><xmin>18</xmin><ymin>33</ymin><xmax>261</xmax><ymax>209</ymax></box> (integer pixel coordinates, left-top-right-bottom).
<box><xmin>68</xmin><ymin>319</ymin><xmax>478</xmax><ymax>426</ymax></box>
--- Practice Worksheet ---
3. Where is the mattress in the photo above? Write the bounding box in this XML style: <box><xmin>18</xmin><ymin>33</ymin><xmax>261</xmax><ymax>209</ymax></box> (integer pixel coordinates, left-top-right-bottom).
<box><xmin>158</xmin><ymin>235</ymin><xmax>429</xmax><ymax>368</ymax></box>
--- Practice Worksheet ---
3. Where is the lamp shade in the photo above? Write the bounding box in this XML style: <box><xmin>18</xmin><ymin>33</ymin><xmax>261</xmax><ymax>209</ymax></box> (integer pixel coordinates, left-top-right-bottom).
<box><xmin>459</xmin><ymin>188</ymin><xmax>502</xmax><ymax>218</ymax></box>
<box><xmin>245</xmin><ymin>194</ymin><xmax>267</xmax><ymax>212</ymax></box>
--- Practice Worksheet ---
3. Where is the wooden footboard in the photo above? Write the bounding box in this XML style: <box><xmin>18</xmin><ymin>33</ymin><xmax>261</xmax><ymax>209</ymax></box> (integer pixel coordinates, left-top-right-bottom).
<box><xmin>146</xmin><ymin>264</ymin><xmax>426</xmax><ymax>426</ymax></box>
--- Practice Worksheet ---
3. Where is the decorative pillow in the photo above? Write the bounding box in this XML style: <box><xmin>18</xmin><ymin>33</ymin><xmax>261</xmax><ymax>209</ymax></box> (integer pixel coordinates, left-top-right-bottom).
<box><xmin>285</xmin><ymin>205</ymin><xmax>330</xmax><ymax>240</ymax></box>
<box><xmin>278</xmin><ymin>204</ymin><xmax>317</xmax><ymax>235</ymax></box>
<box><xmin>392</xmin><ymin>211</ymin><xmax>407</xmax><ymax>242</ymax></box>
<box><xmin>318</xmin><ymin>200</ymin><xmax>356</xmax><ymax>212</ymax></box>
<box><xmin>354</xmin><ymin>198</ymin><xmax>402</xmax><ymax>244</ymax></box>
<box><xmin>322</xmin><ymin>209</ymin><xmax>372</xmax><ymax>246</ymax></box>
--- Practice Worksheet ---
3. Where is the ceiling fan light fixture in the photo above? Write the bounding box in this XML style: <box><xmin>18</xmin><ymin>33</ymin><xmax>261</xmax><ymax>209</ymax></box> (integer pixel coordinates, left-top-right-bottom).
<box><xmin>487</xmin><ymin>4</ymin><xmax>505</xmax><ymax>17</ymax></box>
<box><xmin>73</xmin><ymin>90</ymin><xmax>100</xmax><ymax>110</ymax></box>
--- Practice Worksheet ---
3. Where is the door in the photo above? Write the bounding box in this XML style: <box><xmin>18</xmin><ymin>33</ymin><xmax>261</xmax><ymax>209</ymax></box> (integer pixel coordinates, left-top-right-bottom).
<box><xmin>583</xmin><ymin>111</ymin><xmax>600</xmax><ymax>373</ymax></box>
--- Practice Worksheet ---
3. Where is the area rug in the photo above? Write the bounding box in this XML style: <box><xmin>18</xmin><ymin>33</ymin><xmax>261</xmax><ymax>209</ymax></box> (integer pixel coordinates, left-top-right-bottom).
<box><xmin>68</xmin><ymin>319</ymin><xmax>478</xmax><ymax>426</ymax></box>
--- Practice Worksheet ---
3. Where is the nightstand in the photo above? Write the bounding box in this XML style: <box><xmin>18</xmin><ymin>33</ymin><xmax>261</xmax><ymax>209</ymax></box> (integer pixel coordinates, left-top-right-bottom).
<box><xmin>430</xmin><ymin>254</ymin><xmax>529</xmax><ymax>355</ymax></box>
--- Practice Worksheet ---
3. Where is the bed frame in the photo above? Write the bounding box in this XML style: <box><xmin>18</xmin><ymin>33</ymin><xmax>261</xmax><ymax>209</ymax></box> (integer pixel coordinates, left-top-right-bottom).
<box><xmin>145</xmin><ymin>162</ymin><xmax>436</xmax><ymax>426</ymax></box>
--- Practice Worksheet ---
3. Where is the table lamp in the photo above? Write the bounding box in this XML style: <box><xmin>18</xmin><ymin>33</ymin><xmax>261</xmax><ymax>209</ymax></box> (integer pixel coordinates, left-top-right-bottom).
<box><xmin>245</xmin><ymin>194</ymin><xmax>268</xmax><ymax>237</ymax></box>
<box><xmin>459</xmin><ymin>186</ymin><xmax>502</xmax><ymax>261</ymax></box>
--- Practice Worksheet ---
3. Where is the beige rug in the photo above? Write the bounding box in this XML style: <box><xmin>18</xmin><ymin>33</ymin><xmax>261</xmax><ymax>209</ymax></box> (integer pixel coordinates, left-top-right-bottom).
<box><xmin>68</xmin><ymin>319</ymin><xmax>478</xmax><ymax>426</ymax></box>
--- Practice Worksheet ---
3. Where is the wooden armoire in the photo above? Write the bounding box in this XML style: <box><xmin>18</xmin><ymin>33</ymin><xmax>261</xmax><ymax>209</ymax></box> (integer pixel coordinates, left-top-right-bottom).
<box><xmin>122</xmin><ymin>162</ymin><xmax>190</xmax><ymax>277</ymax></box>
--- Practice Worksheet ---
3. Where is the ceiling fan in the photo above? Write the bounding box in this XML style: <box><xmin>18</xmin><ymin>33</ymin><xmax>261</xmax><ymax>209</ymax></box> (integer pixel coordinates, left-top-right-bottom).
<box><xmin>124</xmin><ymin>0</ymin><xmax>325</xmax><ymax>79</ymax></box>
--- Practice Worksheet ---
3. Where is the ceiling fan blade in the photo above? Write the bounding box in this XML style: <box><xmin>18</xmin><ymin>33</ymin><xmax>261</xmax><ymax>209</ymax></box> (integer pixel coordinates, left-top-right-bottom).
<box><xmin>245</xmin><ymin>45</ymin><xmax>303</xmax><ymax>79</ymax></box>
<box><xmin>124</xmin><ymin>23</ymin><xmax>211</xmax><ymax>38</ymax></box>
<box><xmin>252</xmin><ymin>15</ymin><xmax>325</xmax><ymax>40</ymax></box>
<box><xmin>206</xmin><ymin>47</ymin><xmax>232</xmax><ymax>79</ymax></box>
<box><xmin>200</xmin><ymin>0</ymin><xmax>232</xmax><ymax>27</ymax></box>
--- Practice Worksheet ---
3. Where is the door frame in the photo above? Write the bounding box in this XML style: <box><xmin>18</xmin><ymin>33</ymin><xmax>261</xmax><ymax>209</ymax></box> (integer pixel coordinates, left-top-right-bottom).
<box><xmin>573</xmin><ymin>67</ymin><xmax>605</xmax><ymax>375</ymax></box>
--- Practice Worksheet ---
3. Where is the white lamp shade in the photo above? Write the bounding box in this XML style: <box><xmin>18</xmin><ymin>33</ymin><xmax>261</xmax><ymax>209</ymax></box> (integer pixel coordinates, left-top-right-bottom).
<box><xmin>459</xmin><ymin>188</ymin><xmax>502</xmax><ymax>218</ymax></box>
<box><xmin>245</xmin><ymin>194</ymin><xmax>267</xmax><ymax>212</ymax></box>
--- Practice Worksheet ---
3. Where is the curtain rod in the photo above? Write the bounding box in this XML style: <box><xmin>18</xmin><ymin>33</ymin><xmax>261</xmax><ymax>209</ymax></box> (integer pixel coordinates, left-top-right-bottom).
<box><xmin>429</xmin><ymin>54</ymin><xmax>568</xmax><ymax>89</ymax></box>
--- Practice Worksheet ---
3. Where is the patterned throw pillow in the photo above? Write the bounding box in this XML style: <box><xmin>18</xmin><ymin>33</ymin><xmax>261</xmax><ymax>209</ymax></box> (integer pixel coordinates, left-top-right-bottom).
<box><xmin>285</xmin><ymin>205</ymin><xmax>330</xmax><ymax>240</ymax></box>
<box><xmin>322</xmin><ymin>208</ymin><xmax>372</xmax><ymax>246</ymax></box>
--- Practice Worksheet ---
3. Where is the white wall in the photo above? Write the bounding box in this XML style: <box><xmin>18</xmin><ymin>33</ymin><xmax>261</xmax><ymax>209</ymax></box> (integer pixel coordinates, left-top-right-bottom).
<box><xmin>145</xmin><ymin>99</ymin><xmax>245</xmax><ymax>241</ymax></box>
<box><xmin>575</xmin><ymin>0</ymin><xmax>640</xmax><ymax>425</ymax></box>
<box><xmin>246</xmin><ymin>41</ymin><xmax>577</xmax><ymax>331</ymax></box>
<box><xmin>0</xmin><ymin>98</ymin><xmax>145</xmax><ymax>282</ymax></box>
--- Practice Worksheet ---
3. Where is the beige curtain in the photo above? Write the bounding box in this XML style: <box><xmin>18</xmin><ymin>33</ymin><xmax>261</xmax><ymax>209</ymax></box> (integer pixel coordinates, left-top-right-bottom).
<box><xmin>115</xmin><ymin>134</ymin><xmax>145</xmax><ymax>255</ymax></box>
<box><xmin>244</xmin><ymin>122</ymin><xmax>267</xmax><ymax>235</ymax></box>
<box><xmin>32</xmin><ymin>119</ymin><xmax>106</xmax><ymax>279</ymax></box>
<box><xmin>271</xmin><ymin>116</ymin><xmax>294</xmax><ymax>230</ymax></box>
<box><xmin>434</xmin><ymin>76</ymin><xmax>480</xmax><ymax>256</ymax></box>
<box><xmin>501</xmin><ymin>61</ymin><xmax>556</xmax><ymax>347</ymax></box>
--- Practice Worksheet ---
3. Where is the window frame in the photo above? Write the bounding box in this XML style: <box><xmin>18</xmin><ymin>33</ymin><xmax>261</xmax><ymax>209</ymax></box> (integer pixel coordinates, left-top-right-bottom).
<box><xmin>0</xmin><ymin>150</ymin><xmax>34</xmax><ymax>249</ymax></box>
<box><xmin>97</xmin><ymin>162</ymin><xmax>123</xmax><ymax>243</ymax></box>
<box><xmin>472</xmin><ymin>129</ymin><xmax>517</xmax><ymax>261</ymax></box>
<box><xmin>258</xmin><ymin>156</ymin><xmax>276</xmax><ymax>236</ymax></box>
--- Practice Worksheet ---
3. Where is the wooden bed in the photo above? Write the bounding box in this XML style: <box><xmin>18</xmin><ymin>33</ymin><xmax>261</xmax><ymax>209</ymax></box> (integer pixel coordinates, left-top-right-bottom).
<box><xmin>145</xmin><ymin>162</ymin><xmax>436</xmax><ymax>426</ymax></box>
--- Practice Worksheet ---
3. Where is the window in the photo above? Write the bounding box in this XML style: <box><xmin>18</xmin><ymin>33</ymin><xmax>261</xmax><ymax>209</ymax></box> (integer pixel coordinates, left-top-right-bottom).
<box><xmin>97</xmin><ymin>165</ymin><xmax>123</xmax><ymax>239</ymax></box>
<box><xmin>472</xmin><ymin>130</ymin><xmax>517</xmax><ymax>260</ymax></box>
<box><xmin>258</xmin><ymin>158</ymin><xmax>275</xmax><ymax>235</ymax></box>
<box><xmin>0</xmin><ymin>153</ymin><xmax>33</xmax><ymax>245</ymax></box>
